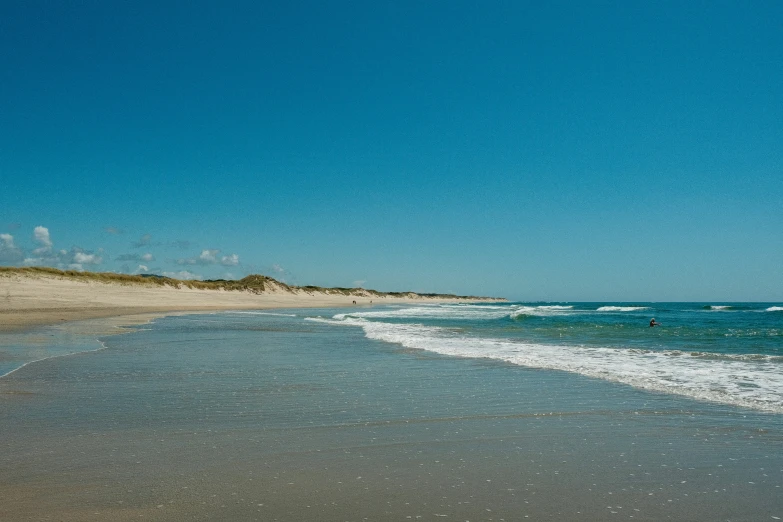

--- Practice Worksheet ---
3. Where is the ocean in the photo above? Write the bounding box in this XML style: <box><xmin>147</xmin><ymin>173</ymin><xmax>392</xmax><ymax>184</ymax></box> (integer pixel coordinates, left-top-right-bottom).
<box><xmin>311</xmin><ymin>302</ymin><xmax>783</xmax><ymax>414</ymax></box>
<box><xmin>1</xmin><ymin>302</ymin><xmax>782</xmax><ymax>520</ymax></box>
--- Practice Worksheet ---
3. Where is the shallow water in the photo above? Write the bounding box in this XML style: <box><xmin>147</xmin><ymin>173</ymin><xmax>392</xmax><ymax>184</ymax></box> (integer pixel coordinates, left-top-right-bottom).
<box><xmin>1</xmin><ymin>307</ymin><xmax>782</xmax><ymax>520</ymax></box>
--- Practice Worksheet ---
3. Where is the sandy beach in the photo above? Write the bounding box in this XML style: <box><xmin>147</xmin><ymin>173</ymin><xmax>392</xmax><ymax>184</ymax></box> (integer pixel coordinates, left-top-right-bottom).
<box><xmin>0</xmin><ymin>271</ymin><xmax>495</xmax><ymax>332</ymax></box>
<box><xmin>2</xmin><ymin>302</ymin><xmax>781</xmax><ymax>521</ymax></box>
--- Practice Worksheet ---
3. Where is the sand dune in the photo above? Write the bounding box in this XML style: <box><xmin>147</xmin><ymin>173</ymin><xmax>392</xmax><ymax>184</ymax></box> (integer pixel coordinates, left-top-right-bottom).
<box><xmin>0</xmin><ymin>270</ymin><xmax>501</xmax><ymax>331</ymax></box>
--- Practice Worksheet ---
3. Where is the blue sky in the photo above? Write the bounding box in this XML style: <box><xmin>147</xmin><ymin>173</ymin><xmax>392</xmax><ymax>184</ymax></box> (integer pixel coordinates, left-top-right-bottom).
<box><xmin>1</xmin><ymin>1</ymin><xmax>781</xmax><ymax>301</ymax></box>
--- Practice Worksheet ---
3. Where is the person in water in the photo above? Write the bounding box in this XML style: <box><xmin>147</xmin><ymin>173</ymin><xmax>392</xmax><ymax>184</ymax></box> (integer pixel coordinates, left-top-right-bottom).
<box><xmin>649</xmin><ymin>318</ymin><xmax>660</xmax><ymax>327</ymax></box>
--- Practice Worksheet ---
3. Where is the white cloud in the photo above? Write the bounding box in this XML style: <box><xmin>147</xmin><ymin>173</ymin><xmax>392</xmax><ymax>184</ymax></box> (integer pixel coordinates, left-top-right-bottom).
<box><xmin>175</xmin><ymin>249</ymin><xmax>217</xmax><ymax>265</ymax></box>
<box><xmin>199</xmin><ymin>249</ymin><xmax>218</xmax><ymax>263</ymax></box>
<box><xmin>133</xmin><ymin>264</ymin><xmax>149</xmax><ymax>274</ymax></box>
<box><xmin>177</xmin><ymin>249</ymin><xmax>238</xmax><ymax>266</ymax></box>
<box><xmin>73</xmin><ymin>252</ymin><xmax>103</xmax><ymax>265</ymax></box>
<box><xmin>32</xmin><ymin>226</ymin><xmax>52</xmax><ymax>254</ymax></box>
<box><xmin>1</xmin><ymin>227</ymin><xmax>107</xmax><ymax>269</ymax></box>
<box><xmin>353</xmin><ymin>280</ymin><xmax>367</xmax><ymax>288</ymax></box>
<box><xmin>271</xmin><ymin>264</ymin><xmax>285</xmax><ymax>274</ymax></box>
<box><xmin>162</xmin><ymin>270</ymin><xmax>203</xmax><ymax>280</ymax></box>
<box><xmin>141</xmin><ymin>253</ymin><xmax>154</xmax><ymax>262</ymax></box>
<box><xmin>0</xmin><ymin>233</ymin><xmax>23</xmax><ymax>262</ymax></box>
<box><xmin>34</xmin><ymin>226</ymin><xmax>52</xmax><ymax>247</ymax></box>
<box><xmin>220</xmin><ymin>253</ymin><xmax>239</xmax><ymax>266</ymax></box>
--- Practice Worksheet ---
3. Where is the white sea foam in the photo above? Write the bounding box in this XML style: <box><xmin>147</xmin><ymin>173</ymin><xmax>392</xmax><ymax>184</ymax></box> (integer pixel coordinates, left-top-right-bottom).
<box><xmin>509</xmin><ymin>305</ymin><xmax>575</xmax><ymax>318</ymax></box>
<box><xmin>334</xmin><ymin>304</ymin><xmax>576</xmax><ymax>321</ymax></box>
<box><xmin>596</xmin><ymin>306</ymin><xmax>649</xmax><ymax>312</ymax></box>
<box><xmin>225</xmin><ymin>311</ymin><xmax>298</xmax><ymax>317</ymax></box>
<box><xmin>709</xmin><ymin>305</ymin><xmax>733</xmax><ymax>311</ymax></box>
<box><xmin>335</xmin><ymin>305</ymin><xmax>513</xmax><ymax>321</ymax></box>
<box><xmin>766</xmin><ymin>306</ymin><xmax>783</xmax><ymax>312</ymax></box>
<box><xmin>308</xmin><ymin>316</ymin><xmax>783</xmax><ymax>414</ymax></box>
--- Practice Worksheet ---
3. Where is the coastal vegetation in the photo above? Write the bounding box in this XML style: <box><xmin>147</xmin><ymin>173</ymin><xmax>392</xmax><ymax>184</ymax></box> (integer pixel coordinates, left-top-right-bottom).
<box><xmin>0</xmin><ymin>266</ymin><xmax>502</xmax><ymax>301</ymax></box>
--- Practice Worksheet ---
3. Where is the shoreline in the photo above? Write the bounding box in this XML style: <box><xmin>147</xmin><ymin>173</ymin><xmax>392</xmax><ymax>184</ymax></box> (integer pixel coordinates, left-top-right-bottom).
<box><xmin>0</xmin><ymin>306</ymin><xmax>231</xmax><ymax>332</ymax></box>
<box><xmin>0</xmin><ymin>272</ymin><xmax>502</xmax><ymax>333</ymax></box>
<box><xmin>3</xmin><ymin>304</ymin><xmax>781</xmax><ymax>521</ymax></box>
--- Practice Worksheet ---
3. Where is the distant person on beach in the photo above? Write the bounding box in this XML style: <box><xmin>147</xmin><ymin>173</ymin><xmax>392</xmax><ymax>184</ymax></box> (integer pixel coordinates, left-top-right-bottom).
<box><xmin>649</xmin><ymin>318</ymin><xmax>660</xmax><ymax>327</ymax></box>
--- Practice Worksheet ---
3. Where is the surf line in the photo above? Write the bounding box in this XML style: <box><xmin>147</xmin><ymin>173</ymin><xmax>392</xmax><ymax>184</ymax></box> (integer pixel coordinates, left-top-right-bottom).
<box><xmin>0</xmin><ymin>339</ymin><xmax>109</xmax><ymax>380</ymax></box>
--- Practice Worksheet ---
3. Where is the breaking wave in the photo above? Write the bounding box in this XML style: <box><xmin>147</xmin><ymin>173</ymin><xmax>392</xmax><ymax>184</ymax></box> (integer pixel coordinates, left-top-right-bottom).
<box><xmin>308</xmin><ymin>316</ymin><xmax>783</xmax><ymax>414</ymax></box>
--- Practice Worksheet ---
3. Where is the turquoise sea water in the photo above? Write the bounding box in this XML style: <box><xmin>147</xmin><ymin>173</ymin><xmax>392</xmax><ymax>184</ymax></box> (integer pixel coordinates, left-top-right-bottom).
<box><xmin>1</xmin><ymin>304</ymin><xmax>782</xmax><ymax>520</ymax></box>
<box><xmin>311</xmin><ymin>302</ymin><xmax>783</xmax><ymax>413</ymax></box>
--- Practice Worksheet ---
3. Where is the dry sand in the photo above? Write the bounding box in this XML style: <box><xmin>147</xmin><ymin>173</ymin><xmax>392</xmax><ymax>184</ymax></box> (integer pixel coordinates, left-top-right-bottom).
<box><xmin>0</xmin><ymin>272</ymin><xmax>491</xmax><ymax>332</ymax></box>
